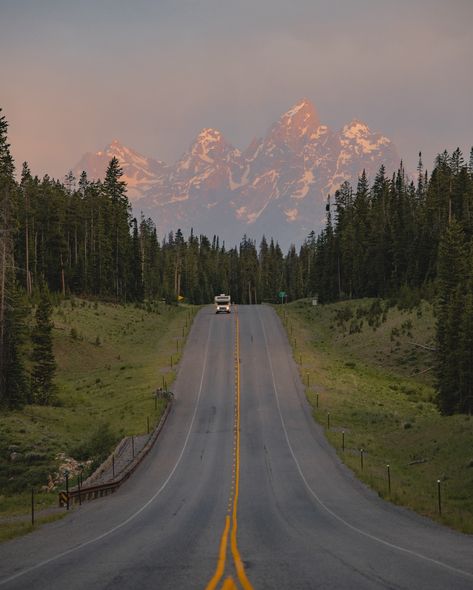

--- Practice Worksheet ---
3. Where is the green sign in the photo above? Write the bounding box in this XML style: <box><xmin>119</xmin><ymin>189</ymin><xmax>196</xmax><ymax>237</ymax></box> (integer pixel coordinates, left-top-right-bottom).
<box><xmin>279</xmin><ymin>291</ymin><xmax>286</xmax><ymax>299</ymax></box>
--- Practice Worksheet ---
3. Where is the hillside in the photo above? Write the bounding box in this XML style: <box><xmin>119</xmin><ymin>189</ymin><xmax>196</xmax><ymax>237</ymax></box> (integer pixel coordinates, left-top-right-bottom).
<box><xmin>0</xmin><ymin>300</ymin><xmax>192</xmax><ymax>538</ymax></box>
<box><xmin>278</xmin><ymin>298</ymin><xmax>473</xmax><ymax>533</ymax></box>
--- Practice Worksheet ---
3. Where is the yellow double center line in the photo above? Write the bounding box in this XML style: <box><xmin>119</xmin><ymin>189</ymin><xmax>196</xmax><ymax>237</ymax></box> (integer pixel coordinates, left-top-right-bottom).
<box><xmin>205</xmin><ymin>307</ymin><xmax>254</xmax><ymax>590</ymax></box>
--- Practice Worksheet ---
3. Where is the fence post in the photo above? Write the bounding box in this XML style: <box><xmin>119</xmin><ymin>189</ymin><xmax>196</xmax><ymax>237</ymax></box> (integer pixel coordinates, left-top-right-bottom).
<box><xmin>31</xmin><ymin>488</ymin><xmax>35</xmax><ymax>527</ymax></box>
<box><xmin>387</xmin><ymin>464</ymin><xmax>391</xmax><ymax>495</ymax></box>
<box><xmin>360</xmin><ymin>448</ymin><xmax>364</xmax><ymax>471</ymax></box>
<box><xmin>437</xmin><ymin>479</ymin><xmax>442</xmax><ymax>515</ymax></box>
<box><xmin>65</xmin><ymin>471</ymin><xmax>70</xmax><ymax>510</ymax></box>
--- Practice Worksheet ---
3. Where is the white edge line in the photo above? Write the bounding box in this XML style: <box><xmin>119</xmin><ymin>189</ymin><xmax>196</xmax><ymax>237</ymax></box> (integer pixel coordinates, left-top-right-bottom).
<box><xmin>258</xmin><ymin>308</ymin><xmax>473</xmax><ymax>582</ymax></box>
<box><xmin>0</xmin><ymin>313</ymin><xmax>213</xmax><ymax>587</ymax></box>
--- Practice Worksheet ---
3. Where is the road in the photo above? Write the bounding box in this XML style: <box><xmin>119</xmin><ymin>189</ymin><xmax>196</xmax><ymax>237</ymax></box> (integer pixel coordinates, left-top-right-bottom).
<box><xmin>0</xmin><ymin>305</ymin><xmax>472</xmax><ymax>589</ymax></box>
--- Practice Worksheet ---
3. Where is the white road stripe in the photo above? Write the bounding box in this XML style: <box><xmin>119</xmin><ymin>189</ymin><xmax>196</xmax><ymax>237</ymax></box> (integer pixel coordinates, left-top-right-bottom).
<box><xmin>0</xmin><ymin>313</ymin><xmax>213</xmax><ymax>587</ymax></box>
<box><xmin>258</xmin><ymin>307</ymin><xmax>473</xmax><ymax>583</ymax></box>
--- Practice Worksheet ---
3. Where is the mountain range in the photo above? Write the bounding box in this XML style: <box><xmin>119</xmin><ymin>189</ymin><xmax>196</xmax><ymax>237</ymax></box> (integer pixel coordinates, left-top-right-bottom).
<box><xmin>73</xmin><ymin>99</ymin><xmax>400</xmax><ymax>248</ymax></box>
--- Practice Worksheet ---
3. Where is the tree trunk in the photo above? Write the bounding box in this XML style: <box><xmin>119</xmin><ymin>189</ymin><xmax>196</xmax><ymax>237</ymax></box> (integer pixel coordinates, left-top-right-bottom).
<box><xmin>60</xmin><ymin>252</ymin><xmax>65</xmax><ymax>297</ymax></box>
<box><xmin>25</xmin><ymin>190</ymin><xmax>31</xmax><ymax>295</ymax></box>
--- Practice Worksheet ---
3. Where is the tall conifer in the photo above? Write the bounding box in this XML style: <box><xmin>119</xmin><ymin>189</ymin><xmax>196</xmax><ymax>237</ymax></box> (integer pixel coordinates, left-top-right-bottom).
<box><xmin>30</xmin><ymin>286</ymin><xmax>57</xmax><ymax>405</ymax></box>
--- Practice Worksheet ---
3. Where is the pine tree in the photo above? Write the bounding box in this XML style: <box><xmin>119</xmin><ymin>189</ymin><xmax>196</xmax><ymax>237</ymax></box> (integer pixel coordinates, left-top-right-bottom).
<box><xmin>436</xmin><ymin>219</ymin><xmax>467</xmax><ymax>414</ymax></box>
<box><xmin>0</xmin><ymin>109</ymin><xmax>29</xmax><ymax>407</ymax></box>
<box><xmin>130</xmin><ymin>217</ymin><xmax>144</xmax><ymax>300</ymax></box>
<box><xmin>102</xmin><ymin>157</ymin><xmax>131</xmax><ymax>299</ymax></box>
<box><xmin>458</xmin><ymin>289</ymin><xmax>473</xmax><ymax>414</ymax></box>
<box><xmin>0</xmin><ymin>281</ymin><xmax>29</xmax><ymax>408</ymax></box>
<box><xmin>30</xmin><ymin>287</ymin><xmax>57</xmax><ymax>405</ymax></box>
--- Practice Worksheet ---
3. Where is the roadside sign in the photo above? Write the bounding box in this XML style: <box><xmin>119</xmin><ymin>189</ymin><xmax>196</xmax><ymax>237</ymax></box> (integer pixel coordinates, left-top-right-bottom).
<box><xmin>278</xmin><ymin>291</ymin><xmax>287</xmax><ymax>303</ymax></box>
<box><xmin>59</xmin><ymin>491</ymin><xmax>69</xmax><ymax>507</ymax></box>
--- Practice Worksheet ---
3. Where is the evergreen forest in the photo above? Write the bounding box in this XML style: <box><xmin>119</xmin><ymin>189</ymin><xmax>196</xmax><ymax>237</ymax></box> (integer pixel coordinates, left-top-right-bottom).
<box><xmin>1</xmin><ymin>108</ymin><xmax>472</xmax><ymax>415</ymax></box>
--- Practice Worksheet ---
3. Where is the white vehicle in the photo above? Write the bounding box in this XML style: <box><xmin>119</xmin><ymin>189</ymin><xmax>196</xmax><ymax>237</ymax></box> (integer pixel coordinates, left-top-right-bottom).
<box><xmin>214</xmin><ymin>294</ymin><xmax>231</xmax><ymax>314</ymax></box>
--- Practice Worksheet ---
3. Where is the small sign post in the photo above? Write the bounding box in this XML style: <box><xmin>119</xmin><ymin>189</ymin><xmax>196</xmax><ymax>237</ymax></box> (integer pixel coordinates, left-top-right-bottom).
<box><xmin>64</xmin><ymin>470</ymin><xmax>70</xmax><ymax>510</ymax></box>
<box><xmin>278</xmin><ymin>291</ymin><xmax>287</xmax><ymax>304</ymax></box>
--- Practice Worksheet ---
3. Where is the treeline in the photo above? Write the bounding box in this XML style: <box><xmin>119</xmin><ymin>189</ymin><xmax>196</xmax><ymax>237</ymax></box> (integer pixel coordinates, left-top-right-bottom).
<box><xmin>11</xmin><ymin>157</ymin><xmax>306</xmax><ymax>306</ymax></box>
<box><xmin>2</xmin><ymin>103</ymin><xmax>472</xmax><ymax>414</ymax></box>
<box><xmin>312</xmin><ymin>150</ymin><xmax>473</xmax><ymax>414</ymax></box>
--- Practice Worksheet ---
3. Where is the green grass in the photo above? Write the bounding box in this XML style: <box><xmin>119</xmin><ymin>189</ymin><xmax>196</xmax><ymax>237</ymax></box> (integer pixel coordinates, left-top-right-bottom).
<box><xmin>0</xmin><ymin>512</ymin><xmax>67</xmax><ymax>544</ymax></box>
<box><xmin>0</xmin><ymin>299</ymin><xmax>196</xmax><ymax>537</ymax></box>
<box><xmin>277</xmin><ymin>298</ymin><xmax>473</xmax><ymax>534</ymax></box>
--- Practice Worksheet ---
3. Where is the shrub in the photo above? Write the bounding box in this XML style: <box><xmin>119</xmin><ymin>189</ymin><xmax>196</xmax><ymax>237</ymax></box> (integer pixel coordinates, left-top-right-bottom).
<box><xmin>69</xmin><ymin>423</ymin><xmax>117</xmax><ymax>469</ymax></box>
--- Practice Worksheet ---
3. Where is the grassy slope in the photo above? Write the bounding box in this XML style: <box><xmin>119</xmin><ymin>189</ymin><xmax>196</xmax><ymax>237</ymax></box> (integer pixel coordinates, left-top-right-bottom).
<box><xmin>0</xmin><ymin>299</ymin><xmax>194</xmax><ymax>536</ymax></box>
<box><xmin>277</xmin><ymin>299</ymin><xmax>473</xmax><ymax>534</ymax></box>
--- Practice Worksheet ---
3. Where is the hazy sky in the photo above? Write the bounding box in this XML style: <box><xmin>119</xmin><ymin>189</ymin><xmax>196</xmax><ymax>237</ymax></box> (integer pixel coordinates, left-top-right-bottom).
<box><xmin>1</xmin><ymin>0</ymin><xmax>472</xmax><ymax>179</ymax></box>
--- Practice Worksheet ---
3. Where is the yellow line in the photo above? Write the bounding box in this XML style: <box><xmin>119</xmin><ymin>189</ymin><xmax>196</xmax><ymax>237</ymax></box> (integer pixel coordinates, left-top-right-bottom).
<box><xmin>230</xmin><ymin>310</ymin><xmax>254</xmax><ymax>590</ymax></box>
<box><xmin>205</xmin><ymin>305</ymin><xmax>254</xmax><ymax>590</ymax></box>
<box><xmin>221</xmin><ymin>576</ymin><xmax>238</xmax><ymax>590</ymax></box>
<box><xmin>204</xmin><ymin>516</ymin><xmax>231</xmax><ymax>590</ymax></box>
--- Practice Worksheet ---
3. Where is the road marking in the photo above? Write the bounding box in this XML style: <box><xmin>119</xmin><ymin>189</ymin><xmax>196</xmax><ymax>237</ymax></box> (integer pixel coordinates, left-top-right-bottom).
<box><xmin>258</xmin><ymin>310</ymin><xmax>473</xmax><ymax>583</ymax></box>
<box><xmin>205</xmin><ymin>517</ymin><xmax>231</xmax><ymax>590</ymax></box>
<box><xmin>0</xmin><ymin>313</ymin><xmax>214</xmax><ymax>587</ymax></box>
<box><xmin>230</xmin><ymin>311</ymin><xmax>253</xmax><ymax>590</ymax></box>
<box><xmin>222</xmin><ymin>577</ymin><xmax>238</xmax><ymax>590</ymax></box>
<box><xmin>204</xmin><ymin>307</ymin><xmax>254</xmax><ymax>590</ymax></box>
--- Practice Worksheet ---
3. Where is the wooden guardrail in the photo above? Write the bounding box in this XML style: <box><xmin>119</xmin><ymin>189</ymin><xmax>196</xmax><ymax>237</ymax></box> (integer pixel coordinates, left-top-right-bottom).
<box><xmin>59</xmin><ymin>400</ymin><xmax>172</xmax><ymax>507</ymax></box>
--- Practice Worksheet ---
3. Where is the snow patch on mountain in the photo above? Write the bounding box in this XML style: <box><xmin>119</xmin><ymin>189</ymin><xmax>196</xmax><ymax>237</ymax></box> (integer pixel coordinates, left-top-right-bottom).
<box><xmin>284</xmin><ymin>208</ymin><xmax>299</xmax><ymax>222</ymax></box>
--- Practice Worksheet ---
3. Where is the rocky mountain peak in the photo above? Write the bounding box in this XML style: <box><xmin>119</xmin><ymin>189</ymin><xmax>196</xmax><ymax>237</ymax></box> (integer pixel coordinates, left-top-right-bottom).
<box><xmin>282</xmin><ymin>98</ymin><xmax>320</xmax><ymax>126</ymax></box>
<box><xmin>74</xmin><ymin>139</ymin><xmax>168</xmax><ymax>200</ymax></box>
<box><xmin>266</xmin><ymin>98</ymin><xmax>322</xmax><ymax>151</ymax></box>
<box><xmin>189</xmin><ymin>127</ymin><xmax>237</xmax><ymax>163</ymax></box>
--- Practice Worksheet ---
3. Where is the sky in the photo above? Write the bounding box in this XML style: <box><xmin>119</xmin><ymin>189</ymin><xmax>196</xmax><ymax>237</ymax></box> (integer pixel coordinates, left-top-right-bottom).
<box><xmin>1</xmin><ymin>0</ymin><xmax>472</xmax><ymax>179</ymax></box>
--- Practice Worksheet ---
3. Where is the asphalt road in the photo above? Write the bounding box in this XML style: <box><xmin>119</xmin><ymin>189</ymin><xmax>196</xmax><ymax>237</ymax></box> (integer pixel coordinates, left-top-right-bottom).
<box><xmin>0</xmin><ymin>305</ymin><xmax>472</xmax><ymax>589</ymax></box>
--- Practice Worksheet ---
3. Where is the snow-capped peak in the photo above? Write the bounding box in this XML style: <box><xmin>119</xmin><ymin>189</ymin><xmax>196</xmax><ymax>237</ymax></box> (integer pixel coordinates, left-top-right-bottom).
<box><xmin>339</xmin><ymin>119</ymin><xmax>393</xmax><ymax>158</ymax></box>
<box><xmin>96</xmin><ymin>139</ymin><xmax>124</xmax><ymax>157</ymax></box>
<box><xmin>74</xmin><ymin>139</ymin><xmax>168</xmax><ymax>201</ymax></box>
<box><xmin>284</xmin><ymin>98</ymin><xmax>315</xmax><ymax>119</ymax></box>
<box><xmin>190</xmin><ymin>128</ymin><xmax>236</xmax><ymax>164</ymax></box>
<box><xmin>342</xmin><ymin>119</ymin><xmax>371</xmax><ymax>138</ymax></box>
<box><xmin>267</xmin><ymin>99</ymin><xmax>321</xmax><ymax>149</ymax></box>
<box><xmin>192</xmin><ymin>128</ymin><xmax>225</xmax><ymax>152</ymax></box>
<box><xmin>280</xmin><ymin>98</ymin><xmax>320</xmax><ymax>128</ymax></box>
<box><xmin>196</xmin><ymin>128</ymin><xmax>222</xmax><ymax>142</ymax></box>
